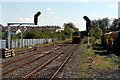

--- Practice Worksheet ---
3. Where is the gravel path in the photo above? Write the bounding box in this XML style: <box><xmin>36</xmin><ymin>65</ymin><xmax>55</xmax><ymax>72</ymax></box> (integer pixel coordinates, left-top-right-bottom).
<box><xmin>56</xmin><ymin>43</ymin><xmax>82</xmax><ymax>78</ymax></box>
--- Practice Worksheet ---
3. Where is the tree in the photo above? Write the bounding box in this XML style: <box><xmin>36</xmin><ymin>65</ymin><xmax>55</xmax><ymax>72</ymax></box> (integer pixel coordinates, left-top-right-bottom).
<box><xmin>0</xmin><ymin>32</ymin><xmax>2</xmax><ymax>39</ymax></box>
<box><xmin>63</xmin><ymin>22</ymin><xmax>79</xmax><ymax>39</ymax></box>
<box><xmin>110</xmin><ymin>18</ymin><xmax>120</xmax><ymax>31</ymax></box>
<box><xmin>12</xmin><ymin>33</ymin><xmax>22</xmax><ymax>39</ymax></box>
<box><xmin>90</xmin><ymin>27</ymin><xmax>102</xmax><ymax>44</ymax></box>
<box><xmin>90</xmin><ymin>27</ymin><xmax>102</xmax><ymax>39</ymax></box>
<box><xmin>97</xmin><ymin>17</ymin><xmax>110</xmax><ymax>33</ymax></box>
<box><xmin>23</xmin><ymin>31</ymin><xmax>36</xmax><ymax>39</ymax></box>
<box><xmin>2</xmin><ymin>32</ymin><xmax>7</xmax><ymax>39</ymax></box>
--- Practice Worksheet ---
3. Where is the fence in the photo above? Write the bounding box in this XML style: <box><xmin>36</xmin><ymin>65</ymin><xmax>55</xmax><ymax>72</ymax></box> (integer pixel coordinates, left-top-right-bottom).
<box><xmin>0</xmin><ymin>38</ymin><xmax>57</xmax><ymax>49</ymax></box>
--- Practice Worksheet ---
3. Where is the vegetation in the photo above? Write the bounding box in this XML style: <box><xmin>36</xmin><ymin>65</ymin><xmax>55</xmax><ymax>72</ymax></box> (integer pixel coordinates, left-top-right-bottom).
<box><xmin>82</xmin><ymin>17</ymin><xmax>120</xmax><ymax>44</ymax></box>
<box><xmin>2</xmin><ymin>22</ymin><xmax>79</xmax><ymax>40</ymax></box>
<box><xmin>90</xmin><ymin>27</ymin><xmax>102</xmax><ymax>44</ymax></box>
<box><xmin>82</xmin><ymin>26</ymin><xmax>102</xmax><ymax>45</ymax></box>
<box><xmin>0</xmin><ymin>32</ymin><xmax>2</xmax><ymax>39</ymax></box>
<box><xmin>92</xmin><ymin>17</ymin><xmax>109</xmax><ymax>33</ymax></box>
<box><xmin>1</xmin><ymin>32</ymin><xmax>7</xmax><ymax>39</ymax></box>
<box><xmin>78</xmin><ymin>43</ymin><xmax>119</xmax><ymax>78</ymax></box>
<box><xmin>110</xmin><ymin>18</ymin><xmax>120</xmax><ymax>31</ymax></box>
<box><xmin>92</xmin><ymin>17</ymin><xmax>120</xmax><ymax>33</ymax></box>
<box><xmin>81</xmin><ymin>17</ymin><xmax>119</xmax><ymax>43</ymax></box>
<box><xmin>80</xmin><ymin>17</ymin><xmax>120</xmax><ymax>76</ymax></box>
<box><xmin>63</xmin><ymin>22</ymin><xmax>79</xmax><ymax>39</ymax></box>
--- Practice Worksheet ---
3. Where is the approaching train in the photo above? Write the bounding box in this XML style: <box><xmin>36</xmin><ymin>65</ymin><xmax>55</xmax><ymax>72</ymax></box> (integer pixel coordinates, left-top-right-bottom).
<box><xmin>72</xmin><ymin>31</ymin><xmax>81</xmax><ymax>43</ymax></box>
<box><xmin>101</xmin><ymin>30</ymin><xmax>120</xmax><ymax>50</ymax></box>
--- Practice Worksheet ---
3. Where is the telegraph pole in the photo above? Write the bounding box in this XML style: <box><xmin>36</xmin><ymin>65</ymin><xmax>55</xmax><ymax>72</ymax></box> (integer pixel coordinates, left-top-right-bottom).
<box><xmin>7</xmin><ymin>23</ymin><xmax>11</xmax><ymax>49</ymax></box>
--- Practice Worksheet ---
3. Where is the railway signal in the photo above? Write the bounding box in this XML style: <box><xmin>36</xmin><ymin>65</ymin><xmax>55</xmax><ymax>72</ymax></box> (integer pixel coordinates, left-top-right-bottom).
<box><xmin>83</xmin><ymin>16</ymin><xmax>91</xmax><ymax>33</ymax></box>
<box><xmin>34</xmin><ymin>11</ymin><xmax>41</xmax><ymax>25</ymax></box>
<box><xmin>83</xmin><ymin>16</ymin><xmax>91</xmax><ymax>49</ymax></box>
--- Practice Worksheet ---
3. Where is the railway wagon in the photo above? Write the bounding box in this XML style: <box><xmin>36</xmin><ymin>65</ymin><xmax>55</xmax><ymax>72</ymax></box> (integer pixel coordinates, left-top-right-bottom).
<box><xmin>101</xmin><ymin>30</ymin><xmax>120</xmax><ymax>50</ymax></box>
<box><xmin>72</xmin><ymin>32</ymin><xmax>81</xmax><ymax>43</ymax></box>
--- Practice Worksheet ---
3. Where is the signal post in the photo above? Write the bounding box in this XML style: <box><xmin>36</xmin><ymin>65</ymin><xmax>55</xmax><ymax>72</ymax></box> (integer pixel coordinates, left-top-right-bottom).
<box><xmin>83</xmin><ymin>16</ymin><xmax>91</xmax><ymax>52</ymax></box>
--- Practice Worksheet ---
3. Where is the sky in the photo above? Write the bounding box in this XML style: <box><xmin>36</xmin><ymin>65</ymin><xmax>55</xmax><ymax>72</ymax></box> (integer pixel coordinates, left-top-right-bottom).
<box><xmin>1</xmin><ymin>0</ymin><xmax>120</xmax><ymax>31</ymax></box>
<box><xmin>118</xmin><ymin>1</ymin><xmax>120</xmax><ymax>17</ymax></box>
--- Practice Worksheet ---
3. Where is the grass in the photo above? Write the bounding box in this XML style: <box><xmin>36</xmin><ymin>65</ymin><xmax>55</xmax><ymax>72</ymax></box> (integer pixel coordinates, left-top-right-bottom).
<box><xmin>78</xmin><ymin>43</ymin><xmax>119</xmax><ymax>78</ymax></box>
<box><xmin>14</xmin><ymin>47</ymin><xmax>28</xmax><ymax>52</ymax></box>
<box><xmin>78</xmin><ymin>43</ymin><xmax>95</xmax><ymax>78</ymax></box>
<box><xmin>91</xmin><ymin>55</ymin><xmax>118</xmax><ymax>70</ymax></box>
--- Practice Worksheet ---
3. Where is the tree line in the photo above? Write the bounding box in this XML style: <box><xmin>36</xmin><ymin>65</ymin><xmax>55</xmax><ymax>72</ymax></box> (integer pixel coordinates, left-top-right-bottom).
<box><xmin>82</xmin><ymin>17</ymin><xmax>120</xmax><ymax>44</ymax></box>
<box><xmin>92</xmin><ymin>17</ymin><xmax>120</xmax><ymax>33</ymax></box>
<box><xmin>2</xmin><ymin>17</ymin><xmax>119</xmax><ymax>41</ymax></box>
<box><xmin>1</xmin><ymin>22</ymin><xmax>79</xmax><ymax>40</ymax></box>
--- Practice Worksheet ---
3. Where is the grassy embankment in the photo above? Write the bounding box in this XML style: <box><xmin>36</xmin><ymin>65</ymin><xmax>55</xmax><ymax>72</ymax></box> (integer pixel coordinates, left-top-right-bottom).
<box><xmin>78</xmin><ymin>43</ymin><xmax>120</xmax><ymax>78</ymax></box>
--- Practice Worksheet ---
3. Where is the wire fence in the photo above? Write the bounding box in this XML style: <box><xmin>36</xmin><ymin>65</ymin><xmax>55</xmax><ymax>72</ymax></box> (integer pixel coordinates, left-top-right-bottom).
<box><xmin>0</xmin><ymin>38</ymin><xmax>57</xmax><ymax>49</ymax></box>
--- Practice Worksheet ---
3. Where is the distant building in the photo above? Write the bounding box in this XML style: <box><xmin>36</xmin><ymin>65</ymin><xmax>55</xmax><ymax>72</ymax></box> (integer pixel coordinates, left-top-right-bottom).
<box><xmin>16</xmin><ymin>29</ymin><xmax>22</xmax><ymax>34</ymax></box>
<box><xmin>56</xmin><ymin>28</ymin><xmax>64</xmax><ymax>32</ymax></box>
<box><xmin>2</xmin><ymin>25</ymin><xmax>61</xmax><ymax>33</ymax></box>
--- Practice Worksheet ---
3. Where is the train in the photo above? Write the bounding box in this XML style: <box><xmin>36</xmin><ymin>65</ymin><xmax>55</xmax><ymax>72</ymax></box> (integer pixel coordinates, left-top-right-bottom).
<box><xmin>101</xmin><ymin>30</ymin><xmax>120</xmax><ymax>52</ymax></box>
<box><xmin>72</xmin><ymin>31</ymin><xmax>81</xmax><ymax>43</ymax></box>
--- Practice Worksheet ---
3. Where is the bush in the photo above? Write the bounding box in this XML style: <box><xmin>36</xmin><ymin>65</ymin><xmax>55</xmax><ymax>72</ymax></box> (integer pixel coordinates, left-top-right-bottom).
<box><xmin>83</xmin><ymin>36</ymin><xmax>88</xmax><ymax>43</ymax></box>
<box><xmin>90</xmin><ymin>36</ymin><xmax>95</xmax><ymax>44</ymax></box>
<box><xmin>83</xmin><ymin>36</ymin><xmax>96</xmax><ymax>45</ymax></box>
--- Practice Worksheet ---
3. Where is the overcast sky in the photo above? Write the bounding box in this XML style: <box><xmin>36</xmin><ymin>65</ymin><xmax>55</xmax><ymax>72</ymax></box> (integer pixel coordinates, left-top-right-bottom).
<box><xmin>1</xmin><ymin>0</ymin><xmax>119</xmax><ymax>31</ymax></box>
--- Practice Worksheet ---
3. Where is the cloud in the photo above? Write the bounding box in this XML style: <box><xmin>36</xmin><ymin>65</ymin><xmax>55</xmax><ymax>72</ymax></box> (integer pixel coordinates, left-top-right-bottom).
<box><xmin>90</xmin><ymin>13</ymin><xmax>117</xmax><ymax>19</ymax></box>
<box><xmin>19</xmin><ymin>9</ymin><xmax>24</xmax><ymax>12</ymax></box>
<box><xmin>18</xmin><ymin>17</ymin><xmax>45</xmax><ymax>23</ymax></box>
<box><xmin>51</xmin><ymin>12</ymin><xmax>54</xmax><ymax>14</ymax></box>
<box><xmin>18</xmin><ymin>17</ymin><xmax>33</xmax><ymax>22</ymax></box>
<box><xmin>47</xmin><ymin>8</ymin><xmax>52</xmax><ymax>11</ymax></box>
<box><xmin>107</xmin><ymin>3</ymin><xmax>118</xmax><ymax>8</ymax></box>
<box><xmin>47</xmin><ymin>8</ymin><xmax>54</xmax><ymax>15</ymax></box>
<box><xmin>54</xmin><ymin>16</ymin><xmax>62</xmax><ymax>20</ymax></box>
<box><xmin>50</xmin><ymin>23</ymin><xmax>58</xmax><ymax>25</ymax></box>
<box><xmin>75</xmin><ymin>0</ymin><xmax>89</xmax><ymax>3</ymax></box>
<box><xmin>38</xmin><ymin>18</ymin><xmax>45</xmax><ymax>22</ymax></box>
<box><xmin>0</xmin><ymin>11</ymin><xmax>3</xmax><ymax>15</ymax></box>
<box><xmin>2</xmin><ymin>0</ymin><xmax>119</xmax><ymax>2</ymax></box>
<box><xmin>74</xmin><ymin>0</ymin><xmax>119</xmax><ymax>3</ymax></box>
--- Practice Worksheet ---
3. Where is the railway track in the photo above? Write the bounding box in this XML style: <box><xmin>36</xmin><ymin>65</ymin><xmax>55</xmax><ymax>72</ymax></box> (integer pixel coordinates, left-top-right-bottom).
<box><xmin>2</xmin><ymin>44</ymin><xmax>58</xmax><ymax>64</ymax></box>
<box><xmin>15</xmin><ymin>43</ymin><xmax>60</xmax><ymax>55</ymax></box>
<box><xmin>21</xmin><ymin>44</ymin><xmax>78</xmax><ymax>79</ymax></box>
<box><xmin>2</xmin><ymin>45</ymin><xmax>64</xmax><ymax>76</ymax></box>
<box><xmin>2</xmin><ymin>43</ymin><xmax>80</xmax><ymax>79</ymax></box>
<box><xmin>50</xmin><ymin>44</ymin><xmax>78</xmax><ymax>79</ymax></box>
<box><xmin>21</xmin><ymin>44</ymin><xmax>71</xmax><ymax>79</ymax></box>
<box><xmin>1</xmin><ymin>44</ymin><xmax>60</xmax><ymax>68</ymax></box>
